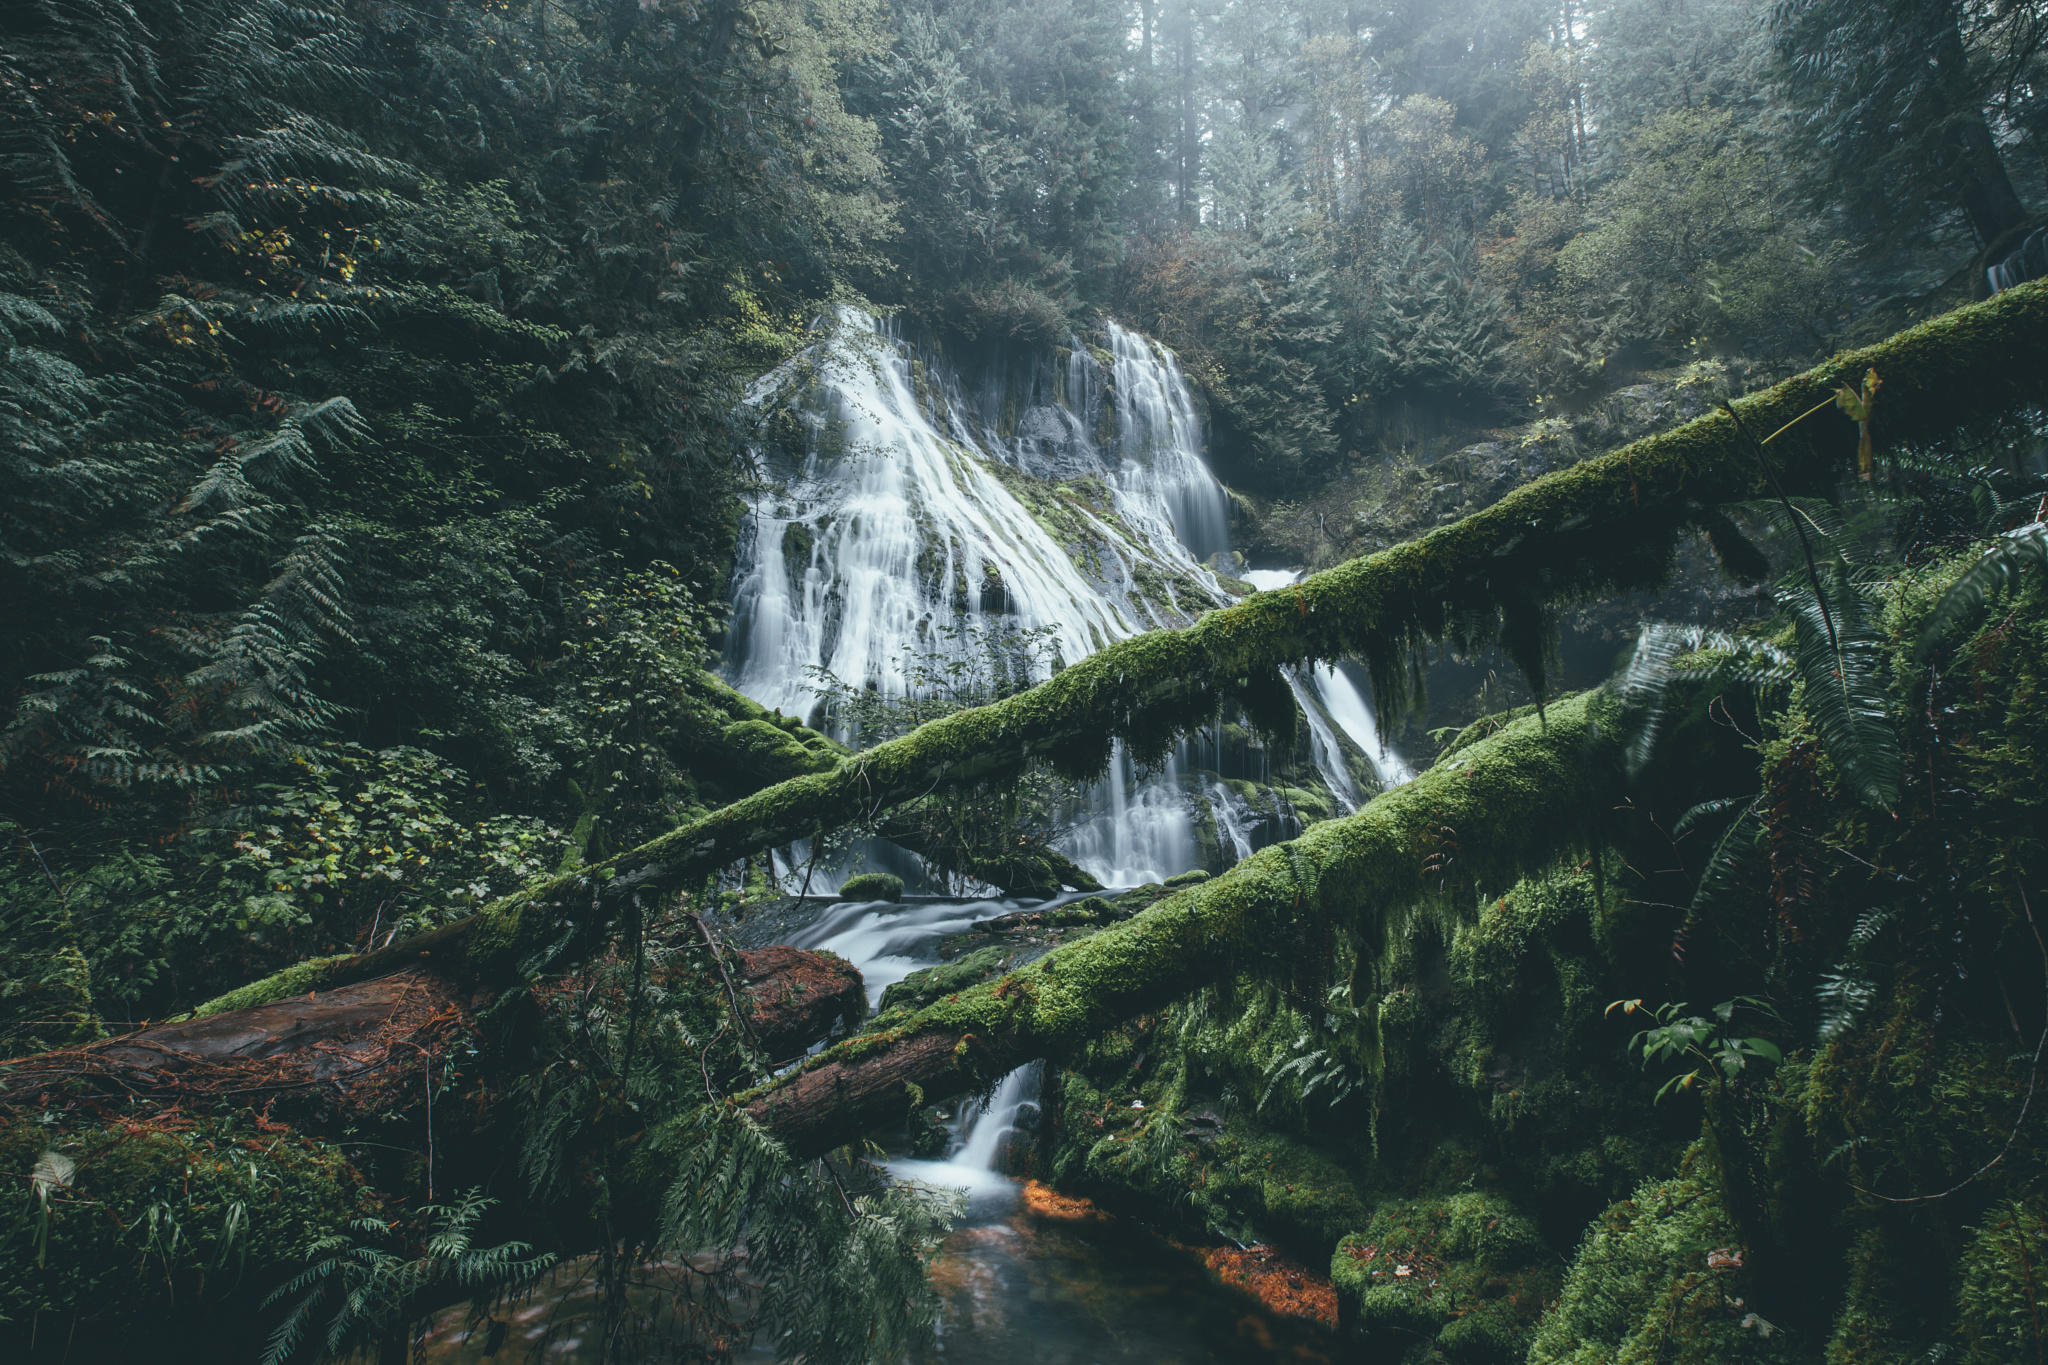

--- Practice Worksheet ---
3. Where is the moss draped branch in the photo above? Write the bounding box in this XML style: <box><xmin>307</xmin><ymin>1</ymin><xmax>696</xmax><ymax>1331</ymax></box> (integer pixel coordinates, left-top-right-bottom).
<box><xmin>196</xmin><ymin>282</ymin><xmax>2048</xmax><ymax>1017</ymax></box>
<box><xmin>691</xmin><ymin>673</ymin><xmax>1101</xmax><ymax>896</ymax></box>
<box><xmin>743</xmin><ymin>690</ymin><xmax>1625</xmax><ymax>1155</ymax></box>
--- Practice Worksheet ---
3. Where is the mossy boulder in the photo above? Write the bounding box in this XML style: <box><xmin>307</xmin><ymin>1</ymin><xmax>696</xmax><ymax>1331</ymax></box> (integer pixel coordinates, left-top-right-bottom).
<box><xmin>872</xmin><ymin>946</ymin><xmax>1024</xmax><ymax>1026</ymax></box>
<box><xmin>1332</xmin><ymin>1191</ymin><xmax>1554</xmax><ymax>1363</ymax></box>
<box><xmin>836</xmin><ymin>871</ymin><xmax>904</xmax><ymax>903</ymax></box>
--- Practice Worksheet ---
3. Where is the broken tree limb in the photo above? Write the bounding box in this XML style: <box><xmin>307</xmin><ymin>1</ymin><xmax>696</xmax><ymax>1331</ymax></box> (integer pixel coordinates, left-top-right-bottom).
<box><xmin>196</xmin><ymin>283</ymin><xmax>2048</xmax><ymax>1019</ymax></box>
<box><xmin>744</xmin><ymin>690</ymin><xmax>1625</xmax><ymax>1156</ymax></box>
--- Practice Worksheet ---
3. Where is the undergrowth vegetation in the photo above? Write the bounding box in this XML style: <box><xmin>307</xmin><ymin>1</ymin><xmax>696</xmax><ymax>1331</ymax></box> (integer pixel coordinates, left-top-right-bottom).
<box><xmin>1028</xmin><ymin>422</ymin><xmax>2048</xmax><ymax>1363</ymax></box>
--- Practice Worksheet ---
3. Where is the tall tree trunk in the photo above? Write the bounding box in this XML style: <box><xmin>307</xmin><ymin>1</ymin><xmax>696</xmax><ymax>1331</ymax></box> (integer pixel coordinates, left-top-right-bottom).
<box><xmin>1936</xmin><ymin>10</ymin><xmax>2028</xmax><ymax>244</ymax></box>
<box><xmin>1176</xmin><ymin>1</ymin><xmax>1200</xmax><ymax>225</ymax></box>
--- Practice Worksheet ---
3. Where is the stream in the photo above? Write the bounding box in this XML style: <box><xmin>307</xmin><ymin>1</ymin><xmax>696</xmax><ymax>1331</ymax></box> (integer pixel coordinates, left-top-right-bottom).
<box><xmin>749</xmin><ymin>896</ymin><xmax>1337</xmax><ymax>1365</ymax></box>
<box><xmin>425</xmin><ymin>311</ymin><xmax>1386</xmax><ymax>1360</ymax></box>
<box><xmin>421</xmin><ymin>895</ymin><xmax>1338</xmax><ymax>1364</ymax></box>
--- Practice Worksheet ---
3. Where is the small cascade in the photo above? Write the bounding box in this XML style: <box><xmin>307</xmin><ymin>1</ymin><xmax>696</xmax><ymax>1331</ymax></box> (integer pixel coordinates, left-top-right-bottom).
<box><xmin>1285</xmin><ymin>669</ymin><xmax>1362</xmax><ymax>812</ymax></box>
<box><xmin>1309</xmin><ymin>662</ymin><xmax>1414</xmax><ymax>789</ymax></box>
<box><xmin>1204</xmin><ymin>778</ymin><xmax>1257</xmax><ymax>864</ymax></box>
<box><xmin>951</xmin><ymin>1065</ymin><xmax>1042</xmax><ymax>1174</ymax></box>
<box><xmin>781</xmin><ymin>888</ymin><xmax>1049</xmax><ymax>1193</ymax></box>
<box><xmin>1244</xmin><ymin>570</ymin><xmax>1411</xmax><ymax>809</ymax></box>
<box><xmin>785</xmin><ymin>897</ymin><xmax>994</xmax><ymax>1010</ymax></box>
<box><xmin>1062</xmin><ymin>742</ymin><xmax>1200</xmax><ymax>886</ymax></box>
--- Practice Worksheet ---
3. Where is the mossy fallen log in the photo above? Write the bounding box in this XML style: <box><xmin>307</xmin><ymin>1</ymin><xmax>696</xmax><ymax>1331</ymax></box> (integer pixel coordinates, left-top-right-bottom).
<box><xmin>743</xmin><ymin>690</ymin><xmax>1625</xmax><ymax>1156</ymax></box>
<box><xmin>35</xmin><ymin>694</ymin><xmax>1616</xmax><ymax>1180</ymax></box>
<box><xmin>692</xmin><ymin>672</ymin><xmax>1101</xmax><ymax>897</ymax></box>
<box><xmin>199</xmin><ymin>283</ymin><xmax>2048</xmax><ymax>1018</ymax></box>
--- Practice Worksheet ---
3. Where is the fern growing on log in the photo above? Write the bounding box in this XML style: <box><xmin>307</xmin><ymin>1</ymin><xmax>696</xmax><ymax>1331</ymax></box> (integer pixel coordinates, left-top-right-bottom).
<box><xmin>1915</xmin><ymin>523</ymin><xmax>2048</xmax><ymax>662</ymax></box>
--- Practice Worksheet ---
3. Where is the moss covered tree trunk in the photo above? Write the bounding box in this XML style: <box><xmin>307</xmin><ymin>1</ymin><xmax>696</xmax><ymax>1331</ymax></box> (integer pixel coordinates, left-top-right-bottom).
<box><xmin>189</xmin><ymin>281</ymin><xmax>2048</xmax><ymax>1026</ymax></box>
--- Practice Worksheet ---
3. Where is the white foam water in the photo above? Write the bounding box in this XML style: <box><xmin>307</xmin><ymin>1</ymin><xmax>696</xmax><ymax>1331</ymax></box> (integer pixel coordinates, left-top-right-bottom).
<box><xmin>725</xmin><ymin>310</ymin><xmax>1406</xmax><ymax>887</ymax></box>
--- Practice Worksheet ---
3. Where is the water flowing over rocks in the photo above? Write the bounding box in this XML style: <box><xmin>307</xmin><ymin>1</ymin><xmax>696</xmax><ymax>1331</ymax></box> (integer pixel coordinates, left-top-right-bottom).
<box><xmin>724</xmin><ymin>308</ymin><xmax>1405</xmax><ymax>890</ymax></box>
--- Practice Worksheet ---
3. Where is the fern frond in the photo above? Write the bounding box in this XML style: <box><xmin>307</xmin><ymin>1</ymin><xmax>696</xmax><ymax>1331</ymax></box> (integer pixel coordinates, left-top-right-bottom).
<box><xmin>1783</xmin><ymin>569</ymin><xmax>1900</xmax><ymax>810</ymax></box>
<box><xmin>1914</xmin><ymin>524</ymin><xmax>2048</xmax><ymax>663</ymax></box>
<box><xmin>1688</xmin><ymin>803</ymin><xmax>1766</xmax><ymax>928</ymax></box>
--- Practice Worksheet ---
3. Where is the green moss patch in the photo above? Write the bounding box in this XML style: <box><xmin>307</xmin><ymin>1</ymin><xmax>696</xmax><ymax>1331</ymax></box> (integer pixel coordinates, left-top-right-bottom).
<box><xmin>1333</xmin><ymin>1191</ymin><xmax>1554</xmax><ymax>1363</ymax></box>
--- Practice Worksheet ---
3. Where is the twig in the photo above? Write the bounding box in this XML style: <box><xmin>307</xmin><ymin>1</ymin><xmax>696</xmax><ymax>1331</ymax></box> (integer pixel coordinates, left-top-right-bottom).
<box><xmin>689</xmin><ymin>912</ymin><xmax>757</xmax><ymax>1046</ymax></box>
<box><xmin>24</xmin><ymin>836</ymin><xmax>70</xmax><ymax>917</ymax></box>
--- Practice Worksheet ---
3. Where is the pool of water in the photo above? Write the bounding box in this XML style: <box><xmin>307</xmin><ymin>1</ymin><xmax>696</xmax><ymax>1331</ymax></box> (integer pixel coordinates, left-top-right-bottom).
<box><xmin>424</xmin><ymin>1174</ymin><xmax>1334</xmax><ymax>1365</ymax></box>
<box><xmin>874</xmin><ymin>1177</ymin><xmax>1334</xmax><ymax>1365</ymax></box>
<box><xmin>423</xmin><ymin>895</ymin><xmax>1339</xmax><ymax>1363</ymax></box>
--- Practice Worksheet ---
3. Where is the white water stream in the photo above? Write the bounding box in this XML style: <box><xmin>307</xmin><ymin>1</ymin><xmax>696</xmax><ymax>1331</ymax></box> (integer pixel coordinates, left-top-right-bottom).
<box><xmin>725</xmin><ymin>309</ymin><xmax>1404</xmax><ymax>892</ymax></box>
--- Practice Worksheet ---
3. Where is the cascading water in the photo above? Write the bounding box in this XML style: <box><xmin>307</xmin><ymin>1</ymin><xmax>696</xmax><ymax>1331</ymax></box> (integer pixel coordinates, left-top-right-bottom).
<box><xmin>725</xmin><ymin>308</ymin><xmax>1405</xmax><ymax>886</ymax></box>
<box><xmin>725</xmin><ymin>308</ymin><xmax>1138</xmax><ymax>721</ymax></box>
<box><xmin>714</xmin><ymin>317</ymin><xmax>1414</xmax><ymax>1358</ymax></box>
<box><xmin>950</xmin><ymin>1064</ymin><xmax>1042</xmax><ymax>1175</ymax></box>
<box><xmin>1242</xmin><ymin>569</ymin><xmax>1411</xmax><ymax>812</ymax></box>
<box><xmin>1310</xmin><ymin>661</ymin><xmax>1413</xmax><ymax>789</ymax></box>
<box><xmin>1203</xmin><ymin>777</ymin><xmax>1258</xmax><ymax>864</ymax></box>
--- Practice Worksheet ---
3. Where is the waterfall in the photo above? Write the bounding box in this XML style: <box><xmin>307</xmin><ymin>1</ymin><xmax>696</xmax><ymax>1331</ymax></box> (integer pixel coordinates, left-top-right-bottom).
<box><xmin>725</xmin><ymin>308</ymin><xmax>1139</xmax><ymax>721</ymax></box>
<box><xmin>1310</xmin><ymin>662</ymin><xmax>1414</xmax><ymax>789</ymax></box>
<box><xmin>781</xmin><ymin>890</ymin><xmax>1047</xmax><ymax>1192</ymax></box>
<box><xmin>952</xmin><ymin>1065</ymin><xmax>1041</xmax><ymax>1173</ymax></box>
<box><xmin>1286</xmin><ymin>669</ymin><xmax>1362</xmax><ymax>811</ymax></box>
<box><xmin>1243</xmin><ymin>570</ymin><xmax>1411</xmax><ymax>809</ymax></box>
<box><xmin>1204</xmin><ymin>778</ymin><xmax>1257</xmax><ymax>863</ymax></box>
<box><xmin>724</xmin><ymin>308</ymin><xmax>1405</xmax><ymax>887</ymax></box>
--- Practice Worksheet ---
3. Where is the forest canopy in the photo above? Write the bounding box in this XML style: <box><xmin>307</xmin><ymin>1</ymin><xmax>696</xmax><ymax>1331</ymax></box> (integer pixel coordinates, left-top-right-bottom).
<box><xmin>6</xmin><ymin>0</ymin><xmax>2048</xmax><ymax>1362</ymax></box>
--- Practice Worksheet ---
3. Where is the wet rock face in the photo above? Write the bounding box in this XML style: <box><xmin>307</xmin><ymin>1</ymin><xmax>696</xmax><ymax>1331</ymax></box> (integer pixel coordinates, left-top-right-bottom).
<box><xmin>736</xmin><ymin>946</ymin><xmax>866</xmax><ymax>1061</ymax></box>
<box><xmin>1011</xmin><ymin>402</ymin><xmax>1104</xmax><ymax>482</ymax></box>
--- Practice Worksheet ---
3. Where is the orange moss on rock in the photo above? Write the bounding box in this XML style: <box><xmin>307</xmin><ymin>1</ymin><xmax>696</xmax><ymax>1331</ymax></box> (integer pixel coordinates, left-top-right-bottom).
<box><xmin>1021</xmin><ymin>1178</ymin><xmax>1111</xmax><ymax>1222</ymax></box>
<box><xmin>1184</xmin><ymin>1242</ymin><xmax>1340</xmax><ymax>1328</ymax></box>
